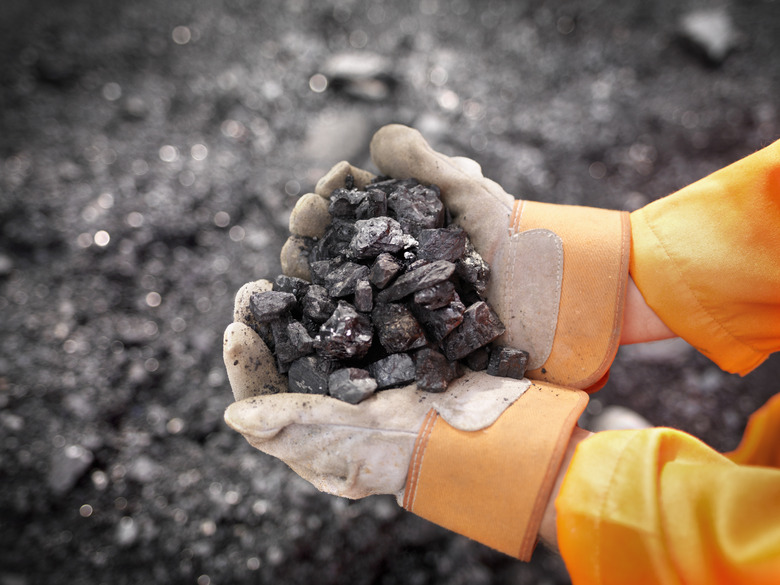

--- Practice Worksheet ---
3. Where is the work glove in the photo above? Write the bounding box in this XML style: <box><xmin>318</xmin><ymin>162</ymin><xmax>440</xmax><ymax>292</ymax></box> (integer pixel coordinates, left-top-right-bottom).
<box><xmin>223</xmin><ymin>289</ymin><xmax>588</xmax><ymax>560</ymax></box>
<box><xmin>282</xmin><ymin>125</ymin><xmax>631</xmax><ymax>391</ymax></box>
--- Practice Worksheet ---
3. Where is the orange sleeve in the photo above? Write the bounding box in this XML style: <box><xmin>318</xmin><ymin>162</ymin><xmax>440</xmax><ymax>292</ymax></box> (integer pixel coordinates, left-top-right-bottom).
<box><xmin>557</xmin><ymin>393</ymin><xmax>780</xmax><ymax>585</ymax></box>
<box><xmin>629</xmin><ymin>139</ymin><xmax>780</xmax><ymax>375</ymax></box>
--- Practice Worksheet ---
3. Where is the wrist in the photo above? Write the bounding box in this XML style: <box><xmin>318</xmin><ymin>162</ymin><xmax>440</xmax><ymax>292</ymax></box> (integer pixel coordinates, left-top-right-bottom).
<box><xmin>620</xmin><ymin>276</ymin><xmax>676</xmax><ymax>345</ymax></box>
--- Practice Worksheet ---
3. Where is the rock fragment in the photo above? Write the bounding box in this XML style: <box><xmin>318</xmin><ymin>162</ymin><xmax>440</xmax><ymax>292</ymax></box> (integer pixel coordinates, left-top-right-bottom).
<box><xmin>271</xmin><ymin>318</ymin><xmax>315</xmax><ymax>368</ymax></box>
<box><xmin>414</xmin><ymin>348</ymin><xmax>459</xmax><ymax>393</ymax></box>
<box><xmin>273</xmin><ymin>275</ymin><xmax>310</xmax><ymax>301</ymax></box>
<box><xmin>416</xmin><ymin>226</ymin><xmax>467</xmax><ymax>262</ymax></box>
<box><xmin>487</xmin><ymin>346</ymin><xmax>529</xmax><ymax>380</ymax></box>
<box><xmin>355</xmin><ymin>189</ymin><xmax>388</xmax><ymax>219</ymax></box>
<box><xmin>321</xmin><ymin>261</ymin><xmax>370</xmax><ymax>298</ymax></box>
<box><xmin>463</xmin><ymin>347</ymin><xmax>490</xmax><ymax>371</ymax></box>
<box><xmin>442</xmin><ymin>301</ymin><xmax>506</xmax><ymax>361</ymax></box>
<box><xmin>315</xmin><ymin>301</ymin><xmax>373</xmax><ymax>360</ymax></box>
<box><xmin>376</xmin><ymin>260</ymin><xmax>456</xmax><ymax>303</ymax></box>
<box><xmin>372</xmin><ymin>303</ymin><xmax>427</xmax><ymax>354</ymax></box>
<box><xmin>288</xmin><ymin>355</ymin><xmax>336</xmax><ymax>394</ymax></box>
<box><xmin>328</xmin><ymin>188</ymin><xmax>369</xmax><ymax>218</ymax></box>
<box><xmin>302</xmin><ymin>285</ymin><xmax>336</xmax><ymax>322</ymax></box>
<box><xmin>369</xmin><ymin>253</ymin><xmax>402</xmax><ymax>289</ymax></box>
<box><xmin>456</xmin><ymin>240</ymin><xmax>490</xmax><ymax>297</ymax></box>
<box><xmin>413</xmin><ymin>281</ymin><xmax>456</xmax><ymax>310</ymax></box>
<box><xmin>353</xmin><ymin>279</ymin><xmax>373</xmax><ymax>313</ymax></box>
<box><xmin>411</xmin><ymin>296</ymin><xmax>466</xmax><ymax>342</ymax></box>
<box><xmin>250</xmin><ymin>291</ymin><xmax>298</xmax><ymax>322</ymax></box>
<box><xmin>369</xmin><ymin>353</ymin><xmax>416</xmax><ymax>389</ymax></box>
<box><xmin>347</xmin><ymin>217</ymin><xmax>413</xmax><ymax>260</ymax></box>
<box><xmin>387</xmin><ymin>183</ymin><xmax>445</xmax><ymax>236</ymax></box>
<box><xmin>328</xmin><ymin>368</ymin><xmax>377</xmax><ymax>404</ymax></box>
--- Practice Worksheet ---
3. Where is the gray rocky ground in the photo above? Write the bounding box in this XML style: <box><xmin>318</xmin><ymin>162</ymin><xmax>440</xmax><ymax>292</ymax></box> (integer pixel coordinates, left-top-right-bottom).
<box><xmin>1</xmin><ymin>0</ymin><xmax>779</xmax><ymax>583</ymax></box>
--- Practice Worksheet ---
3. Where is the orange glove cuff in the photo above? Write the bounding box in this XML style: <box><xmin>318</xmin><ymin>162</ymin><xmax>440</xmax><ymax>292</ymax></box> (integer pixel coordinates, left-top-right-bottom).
<box><xmin>510</xmin><ymin>200</ymin><xmax>631</xmax><ymax>391</ymax></box>
<box><xmin>402</xmin><ymin>382</ymin><xmax>588</xmax><ymax>560</ymax></box>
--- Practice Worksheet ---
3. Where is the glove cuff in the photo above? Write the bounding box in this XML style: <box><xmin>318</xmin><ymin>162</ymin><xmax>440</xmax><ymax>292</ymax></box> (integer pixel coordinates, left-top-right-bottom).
<box><xmin>506</xmin><ymin>200</ymin><xmax>631</xmax><ymax>391</ymax></box>
<box><xmin>402</xmin><ymin>382</ymin><xmax>588</xmax><ymax>560</ymax></box>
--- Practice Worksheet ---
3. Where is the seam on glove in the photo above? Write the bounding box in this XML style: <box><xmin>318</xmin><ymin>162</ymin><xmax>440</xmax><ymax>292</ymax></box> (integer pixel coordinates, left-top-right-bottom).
<box><xmin>403</xmin><ymin>408</ymin><xmax>438</xmax><ymax>511</ymax></box>
<box><xmin>504</xmin><ymin>199</ymin><xmax>524</xmax><ymax>321</ymax></box>
<box><xmin>505</xmin><ymin>199</ymin><xmax>563</xmax><ymax>368</ymax></box>
<box><xmin>587</xmin><ymin>210</ymin><xmax>631</xmax><ymax>390</ymax></box>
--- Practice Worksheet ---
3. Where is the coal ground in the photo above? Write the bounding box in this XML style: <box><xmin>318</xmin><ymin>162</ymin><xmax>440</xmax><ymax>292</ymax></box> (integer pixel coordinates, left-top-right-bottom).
<box><xmin>1</xmin><ymin>0</ymin><xmax>779</xmax><ymax>583</ymax></box>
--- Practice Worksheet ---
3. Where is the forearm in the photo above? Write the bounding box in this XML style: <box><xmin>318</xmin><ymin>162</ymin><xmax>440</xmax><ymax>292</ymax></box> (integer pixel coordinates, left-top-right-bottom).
<box><xmin>620</xmin><ymin>276</ymin><xmax>676</xmax><ymax>345</ymax></box>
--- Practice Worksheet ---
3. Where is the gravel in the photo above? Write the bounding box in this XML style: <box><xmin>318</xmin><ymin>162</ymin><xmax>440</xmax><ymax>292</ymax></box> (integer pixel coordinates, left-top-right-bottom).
<box><xmin>1</xmin><ymin>0</ymin><xmax>778</xmax><ymax>584</ymax></box>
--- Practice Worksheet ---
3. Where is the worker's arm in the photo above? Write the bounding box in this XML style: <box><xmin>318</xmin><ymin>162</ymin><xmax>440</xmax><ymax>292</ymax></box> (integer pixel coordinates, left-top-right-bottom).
<box><xmin>554</xmin><ymin>139</ymin><xmax>780</xmax><ymax>583</ymax></box>
<box><xmin>554</xmin><ymin>393</ymin><xmax>780</xmax><ymax>585</ymax></box>
<box><xmin>630</xmin><ymin>139</ymin><xmax>780</xmax><ymax>374</ymax></box>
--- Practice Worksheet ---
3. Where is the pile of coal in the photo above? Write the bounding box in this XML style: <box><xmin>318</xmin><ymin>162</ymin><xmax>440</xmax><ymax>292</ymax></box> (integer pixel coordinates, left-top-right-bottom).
<box><xmin>248</xmin><ymin>176</ymin><xmax>528</xmax><ymax>403</ymax></box>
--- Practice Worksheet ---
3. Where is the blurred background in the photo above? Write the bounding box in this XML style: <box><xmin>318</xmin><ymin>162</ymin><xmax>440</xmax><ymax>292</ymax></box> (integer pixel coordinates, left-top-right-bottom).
<box><xmin>1</xmin><ymin>0</ymin><xmax>778</xmax><ymax>583</ymax></box>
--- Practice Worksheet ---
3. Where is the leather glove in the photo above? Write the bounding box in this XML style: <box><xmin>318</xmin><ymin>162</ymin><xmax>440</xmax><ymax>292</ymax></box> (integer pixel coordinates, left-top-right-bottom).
<box><xmin>370</xmin><ymin>125</ymin><xmax>631</xmax><ymax>390</ymax></box>
<box><xmin>281</xmin><ymin>126</ymin><xmax>632</xmax><ymax>391</ymax></box>
<box><xmin>223</xmin><ymin>290</ymin><xmax>588</xmax><ymax>560</ymax></box>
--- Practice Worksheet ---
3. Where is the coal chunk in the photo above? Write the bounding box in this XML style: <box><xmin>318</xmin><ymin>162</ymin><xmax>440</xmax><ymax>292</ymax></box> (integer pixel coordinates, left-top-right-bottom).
<box><xmin>250</xmin><ymin>291</ymin><xmax>298</xmax><ymax>322</ymax></box>
<box><xmin>387</xmin><ymin>183</ymin><xmax>445</xmax><ymax>236</ymax></box>
<box><xmin>456</xmin><ymin>240</ymin><xmax>490</xmax><ymax>297</ymax></box>
<box><xmin>272</xmin><ymin>318</ymin><xmax>315</xmax><ymax>366</ymax></box>
<box><xmin>376</xmin><ymin>260</ymin><xmax>456</xmax><ymax>303</ymax></box>
<box><xmin>369</xmin><ymin>253</ymin><xmax>402</xmax><ymax>289</ymax></box>
<box><xmin>442</xmin><ymin>301</ymin><xmax>506</xmax><ymax>361</ymax></box>
<box><xmin>355</xmin><ymin>189</ymin><xmax>388</xmax><ymax>219</ymax></box>
<box><xmin>322</xmin><ymin>261</ymin><xmax>370</xmax><ymax>298</ymax></box>
<box><xmin>273</xmin><ymin>275</ymin><xmax>310</xmax><ymax>301</ymax></box>
<box><xmin>369</xmin><ymin>353</ymin><xmax>416</xmax><ymax>389</ymax></box>
<box><xmin>302</xmin><ymin>285</ymin><xmax>336</xmax><ymax>322</ymax></box>
<box><xmin>487</xmin><ymin>347</ymin><xmax>529</xmax><ymax>380</ymax></box>
<box><xmin>354</xmin><ymin>279</ymin><xmax>373</xmax><ymax>313</ymax></box>
<box><xmin>416</xmin><ymin>226</ymin><xmax>467</xmax><ymax>262</ymax></box>
<box><xmin>309</xmin><ymin>258</ymin><xmax>345</xmax><ymax>287</ymax></box>
<box><xmin>413</xmin><ymin>281</ymin><xmax>456</xmax><ymax>310</ymax></box>
<box><xmin>463</xmin><ymin>347</ymin><xmax>490</xmax><ymax>371</ymax></box>
<box><xmin>315</xmin><ymin>301</ymin><xmax>373</xmax><ymax>360</ymax></box>
<box><xmin>414</xmin><ymin>348</ymin><xmax>459</xmax><ymax>393</ymax></box>
<box><xmin>347</xmin><ymin>216</ymin><xmax>413</xmax><ymax>260</ymax></box>
<box><xmin>288</xmin><ymin>355</ymin><xmax>337</xmax><ymax>394</ymax></box>
<box><xmin>369</xmin><ymin>177</ymin><xmax>420</xmax><ymax>194</ymax></box>
<box><xmin>313</xmin><ymin>218</ymin><xmax>357</xmax><ymax>259</ymax></box>
<box><xmin>372</xmin><ymin>303</ymin><xmax>427</xmax><ymax>354</ymax></box>
<box><xmin>329</xmin><ymin>188</ymin><xmax>368</xmax><ymax>218</ymax></box>
<box><xmin>411</xmin><ymin>296</ymin><xmax>466</xmax><ymax>342</ymax></box>
<box><xmin>328</xmin><ymin>368</ymin><xmax>378</xmax><ymax>404</ymax></box>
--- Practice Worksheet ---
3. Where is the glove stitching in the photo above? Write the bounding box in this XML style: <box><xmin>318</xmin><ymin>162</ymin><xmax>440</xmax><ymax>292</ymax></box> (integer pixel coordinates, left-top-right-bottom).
<box><xmin>404</xmin><ymin>409</ymin><xmax>438</xmax><ymax>511</ymax></box>
<box><xmin>503</xmin><ymin>200</ymin><xmax>525</xmax><ymax>346</ymax></box>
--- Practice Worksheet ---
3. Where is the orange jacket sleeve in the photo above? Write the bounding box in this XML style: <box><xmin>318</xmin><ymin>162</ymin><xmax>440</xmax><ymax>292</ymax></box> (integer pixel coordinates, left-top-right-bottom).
<box><xmin>557</xmin><ymin>394</ymin><xmax>780</xmax><ymax>585</ymax></box>
<box><xmin>629</xmin><ymin>139</ymin><xmax>780</xmax><ymax>375</ymax></box>
<box><xmin>557</xmin><ymin>140</ymin><xmax>780</xmax><ymax>583</ymax></box>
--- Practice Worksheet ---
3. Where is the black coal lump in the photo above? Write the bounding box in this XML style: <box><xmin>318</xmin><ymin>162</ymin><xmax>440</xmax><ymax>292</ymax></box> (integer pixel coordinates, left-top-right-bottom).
<box><xmin>315</xmin><ymin>300</ymin><xmax>373</xmax><ymax>360</ymax></box>
<box><xmin>328</xmin><ymin>368</ymin><xmax>378</xmax><ymax>404</ymax></box>
<box><xmin>487</xmin><ymin>346</ymin><xmax>529</xmax><ymax>380</ymax></box>
<box><xmin>288</xmin><ymin>355</ymin><xmax>337</xmax><ymax>394</ymax></box>
<box><xmin>369</xmin><ymin>353</ymin><xmax>416</xmax><ymax>389</ymax></box>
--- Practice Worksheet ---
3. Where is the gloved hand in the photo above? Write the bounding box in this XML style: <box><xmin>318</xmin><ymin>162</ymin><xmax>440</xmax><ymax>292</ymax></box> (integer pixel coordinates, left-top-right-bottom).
<box><xmin>281</xmin><ymin>125</ymin><xmax>631</xmax><ymax>391</ymax></box>
<box><xmin>223</xmin><ymin>292</ymin><xmax>588</xmax><ymax>560</ymax></box>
